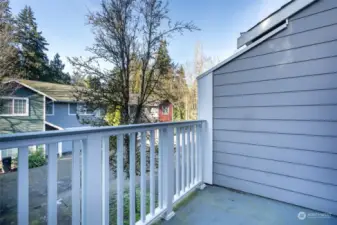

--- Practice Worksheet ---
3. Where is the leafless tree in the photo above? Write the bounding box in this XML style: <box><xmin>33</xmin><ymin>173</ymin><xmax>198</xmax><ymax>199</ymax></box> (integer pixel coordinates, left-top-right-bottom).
<box><xmin>69</xmin><ymin>0</ymin><xmax>198</xmax><ymax>125</ymax></box>
<box><xmin>184</xmin><ymin>42</ymin><xmax>219</xmax><ymax>120</ymax></box>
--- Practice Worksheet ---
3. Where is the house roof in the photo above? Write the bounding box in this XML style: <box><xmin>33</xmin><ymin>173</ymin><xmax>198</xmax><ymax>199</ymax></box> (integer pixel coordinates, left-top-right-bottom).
<box><xmin>45</xmin><ymin>121</ymin><xmax>64</xmax><ymax>130</ymax></box>
<box><xmin>129</xmin><ymin>93</ymin><xmax>170</xmax><ymax>106</ymax></box>
<box><xmin>6</xmin><ymin>79</ymin><xmax>78</xmax><ymax>102</ymax></box>
<box><xmin>197</xmin><ymin>0</ymin><xmax>317</xmax><ymax>80</ymax></box>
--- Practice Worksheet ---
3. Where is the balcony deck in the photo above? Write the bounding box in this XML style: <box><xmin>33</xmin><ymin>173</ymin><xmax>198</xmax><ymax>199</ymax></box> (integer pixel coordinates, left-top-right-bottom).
<box><xmin>1</xmin><ymin>120</ymin><xmax>336</xmax><ymax>225</ymax></box>
<box><xmin>163</xmin><ymin>186</ymin><xmax>337</xmax><ymax>225</ymax></box>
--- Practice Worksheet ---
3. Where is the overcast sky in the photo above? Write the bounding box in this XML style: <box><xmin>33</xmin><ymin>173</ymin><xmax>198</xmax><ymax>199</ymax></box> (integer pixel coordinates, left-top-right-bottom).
<box><xmin>10</xmin><ymin>0</ymin><xmax>290</xmax><ymax>74</ymax></box>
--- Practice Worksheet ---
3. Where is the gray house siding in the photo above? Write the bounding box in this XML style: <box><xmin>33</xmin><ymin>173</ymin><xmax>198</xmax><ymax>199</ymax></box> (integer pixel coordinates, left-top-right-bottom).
<box><xmin>46</xmin><ymin>102</ymin><xmax>86</xmax><ymax>129</ymax></box>
<box><xmin>0</xmin><ymin>88</ymin><xmax>44</xmax><ymax>134</ymax></box>
<box><xmin>47</xmin><ymin>102</ymin><xmax>89</xmax><ymax>154</ymax></box>
<box><xmin>213</xmin><ymin>0</ymin><xmax>337</xmax><ymax>215</ymax></box>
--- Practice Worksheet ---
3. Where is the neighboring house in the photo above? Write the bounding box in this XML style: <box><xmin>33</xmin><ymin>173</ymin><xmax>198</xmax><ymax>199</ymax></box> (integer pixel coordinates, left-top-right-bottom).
<box><xmin>0</xmin><ymin>79</ymin><xmax>101</xmax><ymax>156</ymax></box>
<box><xmin>0</xmin><ymin>79</ymin><xmax>100</xmax><ymax>134</ymax></box>
<box><xmin>129</xmin><ymin>94</ymin><xmax>173</xmax><ymax>123</ymax></box>
<box><xmin>198</xmin><ymin>0</ymin><xmax>337</xmax><ymax>215</ymax></box>
<box><xmin>158</xmin><ymin>100</ymin><xmax>173</xmax><ymax>122</ymax></box>
<box><xmin>0</xmin><ymin>80</ymin><xmax>173</xmax><ymax>156</ymax></box>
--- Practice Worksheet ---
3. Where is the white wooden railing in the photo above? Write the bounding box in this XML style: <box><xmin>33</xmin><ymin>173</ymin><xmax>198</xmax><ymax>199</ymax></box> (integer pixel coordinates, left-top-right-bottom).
<box><xmin>0</xmin><ymin>120</ymin><xmax>205</xmax><ymax>225</ymax></box>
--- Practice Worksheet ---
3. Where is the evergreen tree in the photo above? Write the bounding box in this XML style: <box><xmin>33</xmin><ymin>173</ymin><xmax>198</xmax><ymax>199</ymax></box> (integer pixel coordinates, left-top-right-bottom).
<box><xmin>0</xmin><ymin>0</ymin><xmax>12</xmax><ymax>25</ymax></box>
<box><xmin>16</xmin><ymin>6</ymin><xmax>49</xmax><ymax>81</ymax></box>
<box><xmin>49</xmin><ymin>53</ymin><xmax>71</xmax><ymax>84</ymax></box>
<box><xmin>172</xmin><ymin>65</ymin><xmax>188</xmax><ymax>120</ymax></box>
<box><xmin>156</xmin><ymin>40</ymin><xmax>172</xmax><ymax>76</ymax></box>
<box><xmin>0</xmin><ymin>0</ymin><xmax>21</xmax><ymax>81</ymax></box>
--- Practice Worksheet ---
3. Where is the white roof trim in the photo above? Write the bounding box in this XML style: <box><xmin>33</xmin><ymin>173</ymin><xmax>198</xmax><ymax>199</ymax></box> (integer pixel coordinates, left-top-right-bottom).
<box><xmin>45</xmin><ymin>121</ymin><xmax>64</xmax><ymax>130</ymax></box>
<box><xmin>5</xmin><ymin>80</ymin><xmax>56</xmax><ymax>101</ymax></box>
<box><xmin>238</xmin><ymin>0</ymin><xmax>317</xmax><ymax>48</ymax></box>
<box><xmin>197</xmin><ymin>21</ymin><xmax>288</xmax><ymax>80</ymax></box>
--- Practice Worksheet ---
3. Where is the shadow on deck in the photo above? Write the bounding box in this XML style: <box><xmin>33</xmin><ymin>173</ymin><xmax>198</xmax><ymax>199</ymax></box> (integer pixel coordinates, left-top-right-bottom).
<box><xmin>162</xmin><ymin>186</ymin><xmax>337</xmax><ymax>225</ymax></box>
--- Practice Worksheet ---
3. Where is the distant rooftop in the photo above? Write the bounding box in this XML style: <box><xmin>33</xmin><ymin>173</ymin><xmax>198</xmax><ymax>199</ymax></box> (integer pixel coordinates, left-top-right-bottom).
<box><xmin>6</xmin><ymin>79</ymin><xmax>78</xmax><ymax>102</ymax></box>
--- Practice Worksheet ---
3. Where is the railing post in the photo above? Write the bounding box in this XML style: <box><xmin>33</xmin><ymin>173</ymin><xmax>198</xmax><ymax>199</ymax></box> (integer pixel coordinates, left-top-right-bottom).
<box><xmin>102</xmin><ymin>137</ymin><xmax>110</xmax><ymax>225</ymax></box>
<box><xmin>82</xmin><ymin>134</ymin><xmax>103</xmax><ymax>225</ymax></box>
<box><xmin>72</xmin><ymin>140</ymin><xmax>82</xmax><ymax>225</ymax></box>
<box><xmin>47</xmin><ymin>143</ymin><xmax>58</xmax><ymax>225</ymax></box>
<box><xmin>198</xmin><ymin>123</ymin><xmax>206</xmax><ymax>190</ymax></box>
<box><xmin>17</xmin><ymin>147</ymin><xmax>29</xmax><ymax>225</ymax></box>
<box><xmin>162</xmin><ymin>127</ymin><xmax>175</xmax><ymax>220</ymax></box>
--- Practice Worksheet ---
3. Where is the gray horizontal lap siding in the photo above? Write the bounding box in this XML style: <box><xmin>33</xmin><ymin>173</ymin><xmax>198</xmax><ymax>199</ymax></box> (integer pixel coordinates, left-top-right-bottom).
<box><xmin>0</xmin><ymin>88</ymin><xmax>44</xmax><ymax>134</ymax></box>
<box><xmin>213</xmin><ymin>0</ymin><xmax>337</xmax><ymax>214</ymax></box>
<box><xmin>47</xmin><ymin>102</ymin><xmax>85</xmax><ymax>128</ymax></box>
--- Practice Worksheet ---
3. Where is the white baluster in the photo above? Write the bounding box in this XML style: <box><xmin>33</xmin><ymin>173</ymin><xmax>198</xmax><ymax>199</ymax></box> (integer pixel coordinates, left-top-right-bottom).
<box><xmin>129</xmin><ymin>133</ymin><xmax>136</xmax><ymax>225</ymax></box>
<box><xmin>150</xmin><ymin>130</ymin><xmax>156</xmax><ymax>215</ymax></box>
<box><xmin>162</xmin><ymin>127</ymin><xmax>175</xmax><ymax>220</ymax></box>
<box><xmin>175</xmin><ymin>127</ymin><xmax>181</xmax><ymax>196</ymax></box>
<box><xmin>195</xmin><ymin>125</ymin><xmax>200</xmax><ymax>183</ymax></box>
<box><xmin>181</xmin><ymin>128</ymin><xmax>185</xmax><ymax>193</ymax></box>
<box><xmin>81</xmin><ymin>135</ymin><xmax>103</xmax><ymax>225</ymax></box>
<box><xmin>186</xmin><ymin>126</ymin><xmax>191</xmax><ymax>189</ymax></box>
<box><xmin>117</xmin><ymin>134</ymin><xmax>124</xmax><ymax>225</ymax></box>
<box><xmin>18</xmin><ymin>146</ymin><xmax>29</xmax><ymax>225</ymax></box>
<box><xmin>158</xmin><ymin>129</ymin><xmax>163</xmax><ymax>209</ymax></box>
<box><xmin>47</xmin><ymin>142</ymin><xmax>58</xmax><ymax>225</ymax></box>
<box><xmin>102</xmin><ymin>137</ymin><xmax>110</xmax><ymax>225</ymax></box>
<box><xmin>72</xmin><ymin>140</ymin><xmax>81</xmax><ymax>225</ymax></box>
<box><xmin>140</xmin><ymin>132</ymin><xmax>147</xmax><ymax>222</ymax></box>
<box><xmin>58</xmin><ymin>142</ymin><xmax>63</xmax><ymax>157</ymax></box>
<box><xmin>191</xmin><ymin>126</ymin><xmax>195</xmax><ymax>186</ymax></box>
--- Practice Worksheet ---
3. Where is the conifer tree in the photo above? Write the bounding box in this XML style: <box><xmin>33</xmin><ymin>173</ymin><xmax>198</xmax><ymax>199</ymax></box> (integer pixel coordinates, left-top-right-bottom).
<box><xmin>16</xmin><ymin>6</ymin><xmax>49</xmax><ymax>80</ymax></box>
<box><xmin>49</xmin><ymin>53</ymin><xmax>71</xmax><ymax>84</ymax></box>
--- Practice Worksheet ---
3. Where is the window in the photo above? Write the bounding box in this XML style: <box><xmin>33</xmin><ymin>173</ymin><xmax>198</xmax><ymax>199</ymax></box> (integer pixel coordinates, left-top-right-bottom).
<box><xmin>68</xmin><ymin>103</ymin><xmax>94</xmax><ymax>116</ymax></box>
<box><xmin>68</xmin><ymin>103</ymin><xmax>77</xmax><ymax>115</ymax></box>
<box><xmin>77</xmin><ymin>103</ymin><xmax>94</xmax><ymax>115</ymax></box>
<box><xmin>0</xmin><ymin>97</ymin><xmax>28</xmax><ymax>116</ymax></box>
<box><xmin>46</xmin><ymin>101</ymin><xmax>54</xmax><ymax>115</ymax></box>
<box><xmin>162</xmin><ymin>105</ymin><xmax>169</xmax><ymax>115</ymax></box>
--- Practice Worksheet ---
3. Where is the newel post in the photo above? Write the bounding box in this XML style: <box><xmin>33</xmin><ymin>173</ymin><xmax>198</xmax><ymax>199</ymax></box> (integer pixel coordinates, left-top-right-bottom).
<box><xmin>162</xmin><ymin>127</ymin><xmax>175</xmax><ymax>220</ymax></box>
<box><xmin>81</xmin><ymin>133</ymin><xmax>104</xmax><ymax>225</ymax></box>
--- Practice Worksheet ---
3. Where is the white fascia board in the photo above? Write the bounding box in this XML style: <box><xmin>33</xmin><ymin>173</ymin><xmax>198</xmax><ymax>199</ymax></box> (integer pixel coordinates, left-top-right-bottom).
<box><xmin>237</xmin><ymin>0</ymin><xmax>317</xmax><ymax>48</ymax></box>
<box><xmin>197</xmin><ymin>21</ymin><xmax>288</xmax><ymax>80</ymax></box>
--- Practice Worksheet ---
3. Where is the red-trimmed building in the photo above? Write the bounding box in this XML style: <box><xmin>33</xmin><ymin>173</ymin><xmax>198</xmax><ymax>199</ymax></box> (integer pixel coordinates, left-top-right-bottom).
<box><xmin>158</xmin><ymin>100</ymin><xmax>173</xmax><ymax>122</ymax></box>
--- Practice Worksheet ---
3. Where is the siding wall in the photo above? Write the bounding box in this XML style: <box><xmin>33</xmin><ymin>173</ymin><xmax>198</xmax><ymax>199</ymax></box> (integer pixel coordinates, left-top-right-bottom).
<box><xmin>46</xmin><ymin>102</ymin><xmax>93</xmax><ymax>154</ymax></box>
<box><xmin>0</xmin><ymin>88</ymin><xmax>44</xmax><ymax>134</ymax></box>
<box><xmin>213</xmin><ymin>0</ymin><xmax>337</xmax><ymax>214</ymax></box>
<box><xmin>46</xmin><ymin>102</ymin><xmax>86</xmax><ymax>128</ymax></box>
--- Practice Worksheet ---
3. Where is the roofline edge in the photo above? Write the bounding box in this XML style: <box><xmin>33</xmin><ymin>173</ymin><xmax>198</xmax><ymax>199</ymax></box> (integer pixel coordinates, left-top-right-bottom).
<box><xmin>197</xmin><ymin>21</ymin><xmax>288</xmax><ymax>80</ymax></box>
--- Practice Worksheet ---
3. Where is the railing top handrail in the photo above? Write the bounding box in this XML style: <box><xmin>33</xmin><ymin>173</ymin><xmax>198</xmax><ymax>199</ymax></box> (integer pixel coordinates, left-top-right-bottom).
<box><xmin>0</xmin><ymin>120</ymin><xmax>205</xmax><ymax>143</ymax></box>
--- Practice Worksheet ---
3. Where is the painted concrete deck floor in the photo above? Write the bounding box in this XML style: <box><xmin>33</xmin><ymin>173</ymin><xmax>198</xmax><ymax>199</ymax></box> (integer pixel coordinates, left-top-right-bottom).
<box><xmin>163</xmin><ymin>186</ymin><xmax>337</xmax><ymax>225</ymax></box>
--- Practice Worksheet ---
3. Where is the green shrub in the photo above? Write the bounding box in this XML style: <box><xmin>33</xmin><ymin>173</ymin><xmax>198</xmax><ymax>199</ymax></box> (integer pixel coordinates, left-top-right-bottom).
<box><xmin>28</xmin><ymin>150</ymin><xmax>47</xmax><ymax>168</ymax></box>
<box><xmin>13</xmin><ymin>149</ymin><xmax>47</xmax><ymax>169</ymax></box>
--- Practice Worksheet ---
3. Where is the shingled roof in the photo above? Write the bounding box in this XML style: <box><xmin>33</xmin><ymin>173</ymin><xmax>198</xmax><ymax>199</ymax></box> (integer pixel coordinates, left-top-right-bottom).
<box><xmin>7</xmin><ymin>79</ymin><xmax>78</xmax><ymax>102</ymax></box>
<box><xmin>5</xmin><ymin>79</ymin><xmax>170</xmax><ymax>105</ymax></box>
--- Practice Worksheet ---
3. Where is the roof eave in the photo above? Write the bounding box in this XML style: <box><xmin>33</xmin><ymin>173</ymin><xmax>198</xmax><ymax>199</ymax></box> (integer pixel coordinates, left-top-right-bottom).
<box><xmin>237</xmin><ymin>0</ymin><xmax>317</xmax><ymax>48</ymax></box>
